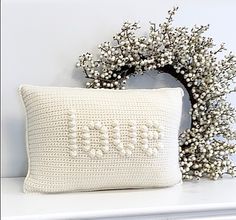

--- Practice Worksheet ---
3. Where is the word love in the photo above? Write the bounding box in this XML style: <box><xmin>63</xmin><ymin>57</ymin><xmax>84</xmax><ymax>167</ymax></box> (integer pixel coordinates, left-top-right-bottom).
<box><xmin>68</xmin><ymin>111</ymin><xmax>164</xmax><ymax>159</ymax></box>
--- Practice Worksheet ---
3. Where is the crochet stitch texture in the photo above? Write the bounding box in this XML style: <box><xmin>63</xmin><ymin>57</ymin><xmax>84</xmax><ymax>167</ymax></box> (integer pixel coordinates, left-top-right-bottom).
<box><xmin>20</xmin><ymin>85</ymin><xmax>183</xmax><ymax>193</ymax></box>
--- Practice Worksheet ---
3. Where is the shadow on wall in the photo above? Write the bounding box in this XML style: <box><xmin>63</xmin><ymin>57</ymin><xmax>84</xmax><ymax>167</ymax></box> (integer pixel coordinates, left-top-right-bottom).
<box><xmin>72</xmin><ymin>67</ymin><xmax>87</xmax><ymax>87</ymax></box>
<box><xmin>50</xmin><ymin>66</ymin><xmax>88</xmax><ymax>88</ymax></box>
<box><xmin>2</xmin><ymin>117</ymin><xmax>28</xmax><ymax>177</ymax></box>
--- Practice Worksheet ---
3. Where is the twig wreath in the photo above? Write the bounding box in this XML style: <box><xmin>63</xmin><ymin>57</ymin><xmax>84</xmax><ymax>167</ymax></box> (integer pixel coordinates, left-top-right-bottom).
<box><xmin>76</xmin><ymin>7</ymin><xmax>236</xmax><ymax>180</ymax></box>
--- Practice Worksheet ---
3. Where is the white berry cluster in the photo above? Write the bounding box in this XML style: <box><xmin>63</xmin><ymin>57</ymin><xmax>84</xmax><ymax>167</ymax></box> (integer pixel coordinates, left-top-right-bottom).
<box><xmin>76</xmin><ymin>7</ymin><xmax>236</xmax><ymax>180</ymax></box>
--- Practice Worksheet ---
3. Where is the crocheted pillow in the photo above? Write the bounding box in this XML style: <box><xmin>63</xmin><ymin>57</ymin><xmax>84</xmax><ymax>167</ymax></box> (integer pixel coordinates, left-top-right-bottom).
<box><xmin>20</xmin><ymin>85</ymin><xmax>183</xmax><ymax>193</ymax></box>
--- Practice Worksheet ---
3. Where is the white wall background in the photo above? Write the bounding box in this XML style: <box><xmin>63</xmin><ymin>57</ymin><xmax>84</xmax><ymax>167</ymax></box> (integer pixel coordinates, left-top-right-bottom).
<box><xmin>2</xmin><ymin>0</ymin><xmax>236</xmax><ymax>177</ymax></box>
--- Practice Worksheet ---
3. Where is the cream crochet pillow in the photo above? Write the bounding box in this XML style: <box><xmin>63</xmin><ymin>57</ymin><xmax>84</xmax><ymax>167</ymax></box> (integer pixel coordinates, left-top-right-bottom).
<box><xmin>20</xmin><ymin>85</ymin><xmax>183</xmax><ymax>193</ymax></box>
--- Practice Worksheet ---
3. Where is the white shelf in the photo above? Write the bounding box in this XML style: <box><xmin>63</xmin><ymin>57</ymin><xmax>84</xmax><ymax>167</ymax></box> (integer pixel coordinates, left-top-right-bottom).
<box><xmin>2</xmin><ymin>177</ymin><xmax>236</xmax><ymax>220</ymax></box>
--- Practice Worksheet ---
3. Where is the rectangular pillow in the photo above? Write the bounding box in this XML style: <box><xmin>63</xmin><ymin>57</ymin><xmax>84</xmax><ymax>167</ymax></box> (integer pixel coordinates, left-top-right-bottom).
<box><xmin>20</xmin><ymin>85</ymin><xmax>183</xmax><ymax>193</ymax></box>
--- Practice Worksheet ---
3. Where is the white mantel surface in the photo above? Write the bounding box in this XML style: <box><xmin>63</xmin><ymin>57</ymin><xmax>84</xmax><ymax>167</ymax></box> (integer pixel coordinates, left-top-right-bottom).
<box><xmin>2</xmin><ymin>177</ymin><xmax>236</xmax><ymax>220</ymax></box>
